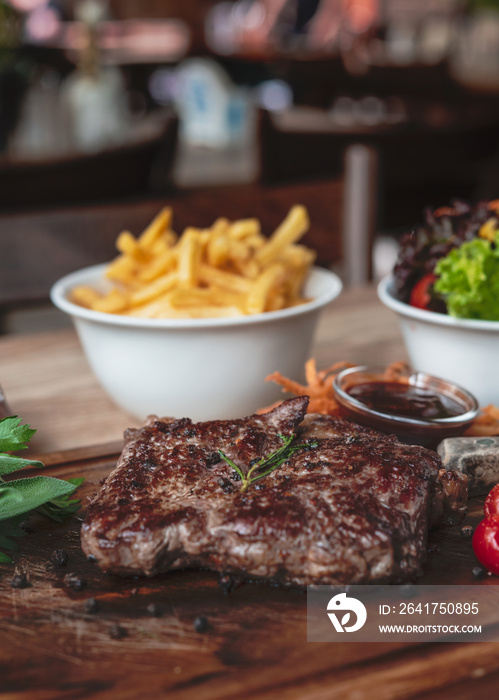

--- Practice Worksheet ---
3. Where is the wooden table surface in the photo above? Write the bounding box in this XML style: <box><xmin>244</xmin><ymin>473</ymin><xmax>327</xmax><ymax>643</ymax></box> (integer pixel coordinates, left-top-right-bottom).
<box><xmin>2</xmin><ymin>286</ymin><xmax>499</xmax><ymax>700</ymax></box>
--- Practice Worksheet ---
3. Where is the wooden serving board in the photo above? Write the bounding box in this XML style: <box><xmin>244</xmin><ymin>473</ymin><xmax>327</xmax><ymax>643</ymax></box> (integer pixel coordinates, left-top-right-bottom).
<box><xmin>1</xmin><ymin>444</ymin><xmax>499</xmax><ymax>700</ymax></box>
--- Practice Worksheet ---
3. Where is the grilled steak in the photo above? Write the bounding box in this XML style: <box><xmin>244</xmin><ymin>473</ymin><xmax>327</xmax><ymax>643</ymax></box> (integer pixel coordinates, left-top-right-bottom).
<box><xmin>81</xmin><ymin>397</ymin><xmax>467</xmax><ymax>585</ymax></box>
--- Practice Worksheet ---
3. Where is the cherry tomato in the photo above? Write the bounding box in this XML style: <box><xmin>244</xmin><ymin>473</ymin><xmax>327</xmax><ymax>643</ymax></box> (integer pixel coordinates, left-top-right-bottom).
<box><xmin>409</xmin><ymin>273</ymin><xmax>436</xmax><ymax>310</ymax></box>
<box><xmin>485</xmin><ymin>483</ymin><xmax>499</xmax><ymax>519</ymax></box>
<box><xmin>472</xmin><ymin>517</ymin><xmax>499</xmax><ymax>575</ymax></box>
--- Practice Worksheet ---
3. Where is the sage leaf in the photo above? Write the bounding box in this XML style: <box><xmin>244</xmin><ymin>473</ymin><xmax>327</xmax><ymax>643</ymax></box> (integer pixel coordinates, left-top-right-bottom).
<box><xmin>0</xmin><ymin>476</ymin><xmax>76</xmax><ymax>521</ymax></box>
<box><xmin>0</xmin><ymin>454</ymin><xmax>44</xmax><ymax>476</ymax></box>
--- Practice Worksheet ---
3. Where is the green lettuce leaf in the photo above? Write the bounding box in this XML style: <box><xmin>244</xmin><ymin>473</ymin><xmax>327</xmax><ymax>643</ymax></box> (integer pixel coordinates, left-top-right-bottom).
<box><xmin>434</xmin><ymin>232</ymin><xmax>499</xmax><ymax>320</ymax></box>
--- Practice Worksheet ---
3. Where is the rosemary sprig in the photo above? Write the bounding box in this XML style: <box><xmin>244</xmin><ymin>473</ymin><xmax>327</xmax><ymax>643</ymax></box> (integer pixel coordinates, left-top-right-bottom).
<box><xmin>218</xmin><ymin>434</ymin><xmax>317</xmax><ymax>493</ymax></box>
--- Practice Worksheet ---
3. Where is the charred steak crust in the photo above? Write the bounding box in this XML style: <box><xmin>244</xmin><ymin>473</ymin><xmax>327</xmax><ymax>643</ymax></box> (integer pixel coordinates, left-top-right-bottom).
<box><xmin>81</xmin><ymin>399</ymin><xmax>466</xmax><ymax>586</ymax></box>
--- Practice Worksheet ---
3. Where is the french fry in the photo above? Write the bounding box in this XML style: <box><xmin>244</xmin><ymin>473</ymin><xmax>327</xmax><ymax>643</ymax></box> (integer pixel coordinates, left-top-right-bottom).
<box><xmin>246</xmin><ymin>263</ymin><xmax>286</xmax><ymax>314</ymax></box>
<box><xmin>138</xmin><ymin>248</ymin><xmax>176</xmax><ymax>283</ymax></box>
<box><xmin>116</xmin><ymin>231</ymin><xmax>149</xmax><ymax>263</ymax></box>
<box><xmin>70</xmin><ymin>285</ymin><xmax>103</xmax><ymax>308</ymax></box>
<box><xmin>129</xmin><ymin>271</ymin><xmax>178</xmax><ymax>306</ymax></box>
<box><xmin>228</xmin><ymin>218</ymin><xmax>261</xmax><ymax>239</ymax></box>
<box><xmin>177</xmin><ymin>228</ymin><xmax>201</xmax><ymax>288</ymax></box>
<box><xmin>233</xmin><ymin>259</ymin><xmax>260</xmax><ymax>279</ymax></box>
<box><xmin>256</xmin><ymin>205</ymin><xmax>310</xmax><ymax>266</ymax></box>
<box><xmin>169</xmin><ymin>286</ymin><xmax>245</xmax><ymax>310</ymax></box>
<box><xmin>207</xmin><ymin>220</ymin><xmax>231</xmax><ymax>268</ymax></box>
<box><xmin>105</xmin><ymin>254</ymin><xmax>138</xmax><ymax>284</ymax></box>
<box><xmin>93</xmin><ymin>289</ymin><xmax>129</xmax><ymax>313</ymax></box>
<box><xmin>198</xmin><ymin>264</ymin><xmax>251</xmax><ymax>294</ymax></box>
<box><xmin>138</xmin><ymin>207</ymin><xmax>172</xmax><ymax>249</ymax></box>
<box><xmin>127</xmin><ymin>294</ymin><xmax>175</xmax><ymax>318</ymax></box>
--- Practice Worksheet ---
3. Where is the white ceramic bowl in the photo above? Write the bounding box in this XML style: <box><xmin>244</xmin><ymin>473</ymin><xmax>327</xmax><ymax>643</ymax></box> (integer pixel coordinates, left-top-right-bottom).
<box><xmin>51</xmin><ymin>264</ymin><xmax>342</xmax><ymax>421</ymax></box>
<box><xmin>378</xmin><ymin>275</ymin><xmax>499</xmax><ymax>407</ymax></box>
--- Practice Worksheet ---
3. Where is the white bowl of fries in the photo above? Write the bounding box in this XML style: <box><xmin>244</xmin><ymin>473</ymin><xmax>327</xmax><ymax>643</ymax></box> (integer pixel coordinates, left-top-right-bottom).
<box><xmin>51</xmin><ymin>205</ymin><xmax>342</xmax><ymax>421</ymax></box>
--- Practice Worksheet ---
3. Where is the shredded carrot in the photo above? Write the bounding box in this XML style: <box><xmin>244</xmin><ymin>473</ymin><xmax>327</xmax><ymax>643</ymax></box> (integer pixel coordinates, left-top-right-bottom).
<box><xmin>258</xmin><ymin>359</ymin><xmax>355</xmax><ymax>415</ymax></box>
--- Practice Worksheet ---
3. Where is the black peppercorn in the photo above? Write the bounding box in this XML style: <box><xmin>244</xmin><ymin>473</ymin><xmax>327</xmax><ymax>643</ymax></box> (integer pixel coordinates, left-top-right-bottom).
<box><xmin>10</xmin><ymin>572</ymin><xmax>29</xmax><ymax>589</ymax></box>
<box><xmin>51</xmin><ymin>549</ymin><xmax>69</xmax><ymax>567</ymax></box>
<box><xmin>64</xmin><ymin>573</ymin><xmax>87</xmax><ymax>592</ymax></box>
<box><xmin>472</xmin><ymin>566</ymin><xmax>486</xmax><ymax>579</ymax></box>
<box><xmin>146</xmin><ymin>602</ymin><xmax>162</xmax><ymax>617</ymax></box>
<box><xmin>193</xmin><ymin>616</ymin><xmax>209</xmax><ymax>633</ymax></box>
<box><xmin>84</xmin><ymin>598</ymin><xmax>99</xmax><ymax>614</ymax></box>
<box><xmin>109</xmin><ymin>624</ymin><xmax>128</xmax><ymax>639</ymax></box>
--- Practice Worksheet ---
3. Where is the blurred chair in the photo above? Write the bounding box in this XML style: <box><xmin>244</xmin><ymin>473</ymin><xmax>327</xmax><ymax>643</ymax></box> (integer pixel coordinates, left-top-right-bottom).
<box><xmin>0</xmin><ymin>109</ymin><xmax>179</xmax><ymax>212</ymax></box>
<box><xmin>0</xmin><ymin>180</ymin><xmax>343</xmax><ymax>332</ymax></box>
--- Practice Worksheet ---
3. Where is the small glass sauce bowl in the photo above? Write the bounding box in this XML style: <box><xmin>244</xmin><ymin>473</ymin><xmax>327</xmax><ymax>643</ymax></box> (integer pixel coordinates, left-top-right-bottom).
<box><xmin>332</xmin><ymin>365</ymin><xmax>480</xmax><ymax>446</ymax></box>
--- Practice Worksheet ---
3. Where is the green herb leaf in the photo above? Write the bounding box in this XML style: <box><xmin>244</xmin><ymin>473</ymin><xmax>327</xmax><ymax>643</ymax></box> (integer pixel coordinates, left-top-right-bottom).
<box><xmin>0</xmin><ymin>485</ymin><xmax>24</xmax><ymax>506</ymax></box>
<box><xmin>0</xmin><ymin>515</ymin><xmax>28</xmax><ymax>563</ymax></box>
<box><xmin>0</xmin><ymin>534</ymin><xmax>19</xmax><ymax>551</ymax></box>
<box><xmin>0</xmin><ymin>453</ymin><xmax>44</xmax><ymax>476</ymax></box>
<box><xmin>0</xmin><ymin>417</ymin><xmax>83</xmax><ymax>564</ymax></box>
<box><xmin>0</xmin><ymin>476</ymin><xmax>77</xmax><ymax>521</ymax></box>
<box><xmin>36</xmin><ymin>478</ymin><xmax>85</xmax><ymax>522</ymax></box>
<box><xmin>219</xmin><ymin>434</ymin><xmax>317</xmax><ymax>493</ymax></box>
<box><xmin>0</xmin><ymin>416</ymin><xmax>36</xmax><ymax>452</ymax></box>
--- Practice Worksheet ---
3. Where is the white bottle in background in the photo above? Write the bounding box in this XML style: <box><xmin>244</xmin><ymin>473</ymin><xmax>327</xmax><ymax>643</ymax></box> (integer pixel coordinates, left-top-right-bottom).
<box><xmin>62</xmin><ymin>0</ymin><xmax>129</xmax><ymax>153</ymax></box>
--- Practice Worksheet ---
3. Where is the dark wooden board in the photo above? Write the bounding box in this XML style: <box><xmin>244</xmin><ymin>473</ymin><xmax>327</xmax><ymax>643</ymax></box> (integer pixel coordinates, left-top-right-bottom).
<box><xmin>1</xmin><ymin>445</ymin><xmax>498</xmax><ymax>700</ymax></box>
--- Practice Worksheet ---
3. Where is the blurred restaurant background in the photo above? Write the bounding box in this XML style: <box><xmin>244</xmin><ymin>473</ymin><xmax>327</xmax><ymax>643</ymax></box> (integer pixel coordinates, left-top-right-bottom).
<box><xmin>3</xmin><ymin>0</ymin><xmax>499</xmax><ymax>333</ymax></box>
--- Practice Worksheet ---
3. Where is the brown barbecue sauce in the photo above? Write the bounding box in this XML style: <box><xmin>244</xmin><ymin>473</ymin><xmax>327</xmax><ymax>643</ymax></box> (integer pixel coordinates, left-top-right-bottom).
<box><xmin>347</xmin><ymin>381</ymin><xmax>464</xmax><ymax>420</ymax></box>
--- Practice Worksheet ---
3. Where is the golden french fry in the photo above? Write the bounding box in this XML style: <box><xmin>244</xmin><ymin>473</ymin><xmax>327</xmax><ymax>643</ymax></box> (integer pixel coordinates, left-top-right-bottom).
<box><xmin>228</xmin><ymin>239</ymin><xmax>252</xmax><ymax>263</ymax></box>
<box><xmin>169</xmin><ymin>286</ymin><xmax>245</xmax><ymax>310</ymax></box>
<box><xmin>177</xmin><ymin>228</ymin><xmax>201</xmax><ymax>288</ymax></box>
<box><xmin>246</xmin><ymin>263</ymin><xmax>286</xmax><ymax>314</ymax></box>
<box><xmin>116</xmin><ymin>231</ymin><xmax>149</xmax><ymax>263</ymax></box>
<box><xmin>228</xmin><ymin>218</ymin><xmax>261</xmax><ymax>239</ymax></box>
<box><xmin>207</xmin><ymin>228</ymin><xmax>230</xmax><ymax>267</ymax></box>
<box><xmin>138</xmin><ymin>248</ymin><xmax>177</xmax><ymax>283</ymax></box>
<box><xmin>266</xmin><ymin>291</ymin><xmax>286</xmax><ymax>311</ymax></box>
<box><xmin>106</xmin><ymin>254</ymin><xmax>138</xmax><ymax>283</ymax></box>
<box><xmin>280</xmin><ymin>244</ymin><xmax>316</xmax><ymax>268</ymax></box>
<box><xmin>245</xmin><ymin>234</ymin><xmax>266</xmax><ymax>250</ymax></box>
<box><xmin>70</xmin><ymin>285</ymin><xmax>103</xmax><ymax>308</ymax></box>
<box><xmin>256</xmin><ymin>205</ymin><xmax>310</xmax><ymax>266</ymax></box>
<box><xmin>129</xmin><ymin>271</ymin><xmax>178</xmax><ymax>306</ymax></box>
<box><xmin>93</xmin><ymin>289</ymin><xmax>129</xmax><ymax>313</ymax></box>
<box><xmin>127</xmin><ymin>293</ymin><xmax>175</xmax><ymax>318</ymax></box>
<box><xmin>231</xmin><ymin>258</ymin><xmax>260</xmax><ymax>279</ymax></box>
<box><xmin>138</xmin><ymin>207</ymin><xmax>172</xmax><ymax>250</ymax></box>
<box><xmin>198</xmin><ymin>264</ymin><xmax>251</xmax><ymax>294</ymax></box>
